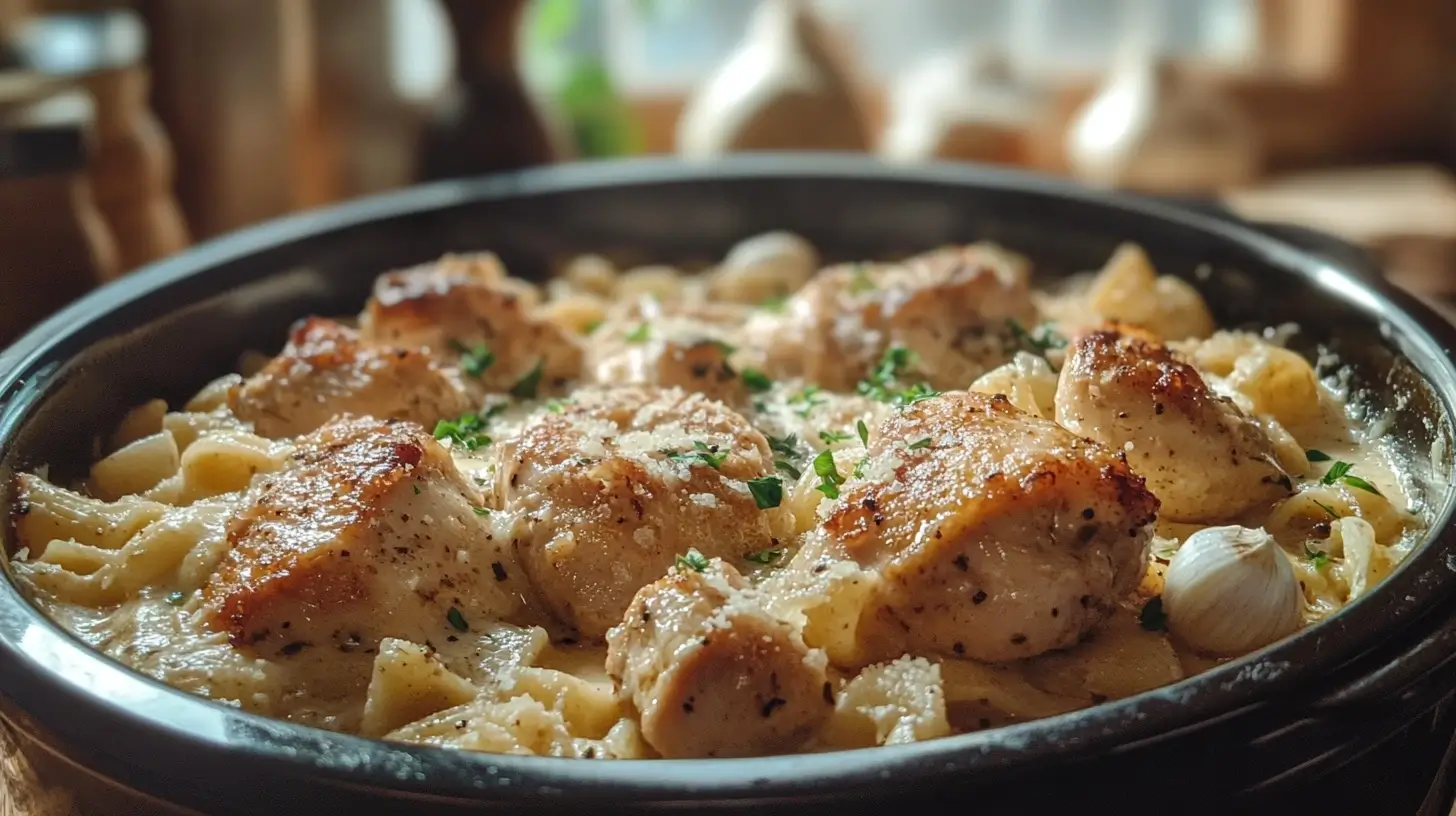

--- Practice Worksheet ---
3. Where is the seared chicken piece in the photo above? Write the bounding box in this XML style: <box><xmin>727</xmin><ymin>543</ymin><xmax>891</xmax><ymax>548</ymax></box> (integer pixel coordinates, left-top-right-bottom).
<box><xmin>605</xmin><ymin>560</ymin><xmax>832</xmax><ymax>758</ymax></box>
<box><xmin>359</xmin><ymin>253</ymin><xmax>582</xmax><ymax>395</ymax></box>
<box><xmin>493</xmin><ymin>386</ymin><xmax>789</xmax><ymax>639</ymax></box>
<box><xmin>1055</xmin><ymin>329</ymin><xmax>1293</xmax><ymax>523</ymax></box>
<box><xmin>589</xmin><ymin>307</ymin><xmax>747</xmax><ymax>405</ymax></box>
<box><xmin>744</xmin><ymin>243</ymin><xmax>1038</xmax><ymax>392</ymax></box>
<box><xmin>805</xmin><ymin>391</ymin><xmax>1158</xmax><ymax>664</ymax></box>
<box><xmin>229</xmin><ymin>317</ymin><xmax>474</xmax><ymax>439</ymax></box>
<box><xmin>204</xmin><ymin>416</ymin><xmax>535</xmax><ymax>682</ymax></box>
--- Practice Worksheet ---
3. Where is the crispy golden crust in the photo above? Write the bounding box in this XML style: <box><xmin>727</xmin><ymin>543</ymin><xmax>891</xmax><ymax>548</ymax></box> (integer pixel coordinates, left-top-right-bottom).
<box><xmin>1055</xmin><ymin>329</ymin><xmax>1293</xmax><ymax>522</ymax></box>
<box><xmin>360</xmin><ymin>253</ymin><xmax>582</xmax><ymax>395</ymax></box>
<box><xmin>204</xmin><ymin>416</ymin><xmax>433</xmax><ymax>643</ymax></box>
<box><xmin>229</xmin><ymin>317</ymin><xmax>473</xmax><ymax>439</ymax></box>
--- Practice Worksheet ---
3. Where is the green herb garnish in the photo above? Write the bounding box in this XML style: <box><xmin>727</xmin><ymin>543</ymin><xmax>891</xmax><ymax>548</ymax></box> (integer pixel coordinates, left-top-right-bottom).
<box><xmin>1305</xmin><ymin>449</ymin><xmax>1332</xmax><ymax>462</ymax></box>
<box><xmin>708</xmin><ymin>339</ymin><xmax>737</xmax><ymax>357</ymax></box>
<box><xmin>746</xmin><ymin>548</ymin><xmax>785</xmax><ymax>565</ymax></box>
<box><xmin>907</xmin><ymin>437</ymin><xmax>932</xmax><ymax>450</ymax></box>
<box><xmin>434</xmin><ymin>413</ymin><xmax>492</xmax><ymax>452</ymax></box>
<box><xmin>746</xmin><ymin>476</ymin><xmax>784</xmax><ymax>509</ymax></box>
<box><xmin>446</xmin><ymin>607</ymin><xmax>469</xmax><ymax>632</ymax></box>
<box><xmin>760</xmin><ymin>295</ymin><xmax>788</xmax><ymax>313</ymax></box>
<box><xmin>1138</xmin><ymin>597</ymin><xmax>1167</xmax><ymax>632</ymax></box>
<box><xmin>819</xmin><ymin>429</ymin><xmax>852</xmax><ymax>445</ymax></box>
<box><xmin>855</xmin><ymin>346</ymin><xmax>940</xmax><ymax>406</ymax></box>
<box><xmin>668</xmin><ymin>441</ymin><xmax>729</xmax><ymax>469</ymax></box>
<box><xmin>164</xmin><ymin>590</ymin><xmax>188</xmax><ymax>607</ymax></box>
<box><xmin>473</xmin><ymin>507</ymin><xmax>491</xmax><ymax>516</ymax></box>
<box><xmin>625</xmin><ymin>322</ymin><xmax>650</xmax><ymax>343</ymax></box>
<box><xmin>1319</xmin><ymin>460</ymin><xmax>1383</xmax><ymax>496</ymax></box>
<box><xmin>767</xmin><ymin>433</ymin><xmax>801</xmax><ymax>459</ymax></box>
<box><xmin>676</xmin><ymin>548</ymin><xmax>711</xmax><ymax>572</ymax></box>
<box><xmin>1312</xmin><ymin>499</ymin><xmax>1340</xmax><ymax>519</ymax></box>
<box><xmin>449</xmin><ymin>339</ymin><xmax>496</xmax><ymax>378</ymax></box>
<box><xmin>1304</xmin><ymin>544</ymin><xmax>1330</xmax><ymax>569</ymax></box>
<box><xmin>546</xmin><ymin>398</ymin><xmax>568</xmax><ymax>413</ymax></box>
<box><xmin>774</xmin><ymin>459</ymin><xmax>801</xmax><ymax>479</ymax></box>
<box><xmin>812</xmin><ymin>449</ymin><xmax>845</xmax><ymax>499</ymax></box>
<box><xmin>791</xmin><ymin>385</ymin><xmax>825</xmax><ymax>417</ymax></box>
<box><xmin>509</xmin><ymin>359</ymin><xmax>545</xmax><ymax>399</ymax></box>
<box><xmin>856</xmin><ymin>419</ymin><xmax>870</xmax><ymax>447</ymax></box>
<box><xmin>1007</xmin><ymin>318</ymin><xmax>1068</xmax><ymax>356</ymax></box>
<box><xmin>584</xmin><ymin>320</ymin><xmax>603</xmax><ymax>335</ymax></box>
<box><xmin>848</xmin><ymin>265</ymin><xmax>876</xmax><ymax>294</ymax></box>
<box><xmin>741</xmin><ymin>368</ymin><xmax>773</xmax><ymax>393</ymax></box>
<box><xmin>412</xmin><ymin>484</ymin><xmax>421</xmax><ymax>494</ymax></box>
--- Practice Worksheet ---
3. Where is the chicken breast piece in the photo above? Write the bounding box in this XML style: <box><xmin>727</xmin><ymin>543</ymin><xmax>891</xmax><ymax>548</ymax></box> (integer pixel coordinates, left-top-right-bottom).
<box><xmin>744</xmin><ymin>243</ymin><xmax>1038</xmax><ymax>391</ymax></box>
<box><xmin>1054</xmin><ymin>329</ymin><xmax>1294</xmax><ymax>523</ymax></box>
<box><xmin>605</xmin><ymin>560</ymin><xmax>832</xmax><ymax>758</ymax></box>
<box><xmin>229</xmin><ymin>317</ymin><xmax>474</xmax><ymax>439</ymax></box>
<box><xmin>805</xmin><ymin>391</ymin><xmax>1158</xmax><ymax>664</ymax></box>
<box><xmin>359</xmin><ymin>253</ymin><xmax>582</xmax><ymax>395</ymax></box>
<box><xmin>492</xmin><ymin>386</ymin><xmax>790</xmax><ymax>639</ymax></box>
<box><xmin>204</xmin><ymin>416</ymin><xmax>535</xmax><ymax>681</ymax></box>
<box><xmin>588</xmin><ymin>309</ymin><xmax>747</xmax><ymax>406</ymax></box>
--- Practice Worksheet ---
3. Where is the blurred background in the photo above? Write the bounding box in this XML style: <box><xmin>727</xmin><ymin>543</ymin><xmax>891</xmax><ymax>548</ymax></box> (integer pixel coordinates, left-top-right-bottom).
<box><xmin>1</xmin><ymin>0</ymin><xmax>1454</xmax><ymax>344</ymax></box>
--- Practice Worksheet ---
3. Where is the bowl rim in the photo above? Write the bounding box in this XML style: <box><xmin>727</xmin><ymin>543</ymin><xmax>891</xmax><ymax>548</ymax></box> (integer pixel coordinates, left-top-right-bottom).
<box><xmin>1</xmin><ymin>153</ymin><xmax>1454</xmax><ymax>804</ymax></box>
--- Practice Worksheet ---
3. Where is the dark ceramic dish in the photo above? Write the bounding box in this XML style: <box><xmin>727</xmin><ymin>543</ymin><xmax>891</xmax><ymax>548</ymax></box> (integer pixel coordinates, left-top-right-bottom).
<box><xmin>1</xmin><ymin>156</ymin><xmax>1454</xmax><ymax>816</ymax></box>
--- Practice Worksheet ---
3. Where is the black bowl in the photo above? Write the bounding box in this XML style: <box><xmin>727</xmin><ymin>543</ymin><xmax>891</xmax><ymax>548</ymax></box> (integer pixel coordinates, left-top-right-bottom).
<box><xmin>1</xmin><ymin>156</ymin><xmax>1454</xmax><ymax>816</ymax></box>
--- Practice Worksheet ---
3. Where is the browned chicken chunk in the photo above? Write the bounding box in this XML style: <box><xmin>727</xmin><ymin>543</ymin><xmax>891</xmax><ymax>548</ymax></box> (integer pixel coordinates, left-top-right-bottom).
<box><xmin>1054</xmin><ymin>329</ymin><xmax>1294</xmax><ymax>523</ymax></box>
<box><xmin>229</xmin><ymin>317</ymin><xmax>474</xmax><ymax>439</ymax></box>
<box><xmin>204</xmin><ymin>416</ymin><xmax>534</xmax><ymax>676</ymax></box>
<box><xmin>804</xmin><ymin>391</ymin><xmax>1158</xmax><ymax>664</ymax></box>
<box><xmin>745</xmin><ymin>244</ymin><xmax>1038</xmax><ymax>391</ymax></box>
<box><xmin>605</xmin><ymin>560</ymin><xmax>832</xmax><ymax>758</ymax></box>
<box><xmin>359</xmin><ymin>253</ymin><xmax>582</xmax><ymax>395</ymax></box>
<box><xmin>492</xmin><ymin>386</ymin><xmax>790</xmax><ymax>639</ymax></box>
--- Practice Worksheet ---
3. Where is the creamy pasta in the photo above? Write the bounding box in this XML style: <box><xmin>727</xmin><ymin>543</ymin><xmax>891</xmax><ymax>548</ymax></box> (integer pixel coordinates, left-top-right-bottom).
<box><xmin>10</xmin><ymin>233</ymin><xmax>1422</xmax><ymax>759</ymax></box>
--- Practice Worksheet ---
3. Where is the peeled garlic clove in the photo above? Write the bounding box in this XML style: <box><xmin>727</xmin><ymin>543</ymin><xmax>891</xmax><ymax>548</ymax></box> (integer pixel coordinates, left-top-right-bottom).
<box><xmin>1162</xmin><ymin>525</ymin><xmax>1303</xmax><ymax>656</ymax></box>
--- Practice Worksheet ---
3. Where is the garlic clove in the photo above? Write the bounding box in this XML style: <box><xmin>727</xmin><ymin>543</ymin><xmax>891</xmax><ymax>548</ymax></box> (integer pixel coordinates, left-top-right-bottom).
<box><xmin>1162</xmin><ymin>525</ymin><xmax>1303</xmax><ymax>656</ymax></box>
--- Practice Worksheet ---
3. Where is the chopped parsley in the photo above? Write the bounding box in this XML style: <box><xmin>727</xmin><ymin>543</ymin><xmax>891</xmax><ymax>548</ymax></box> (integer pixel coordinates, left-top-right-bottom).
<box><xmin>746</xmin><ymin>548</ymin><xmax>785</xmax><ymax>565</ymax></box>
<box><xmin>1007</xmin><ymin>318</ymin><xmax>1068</xmax><ymax>356</ymax></box>
<box><xmin>856</xmin><ymin>346</ymin><xmax>940</xmax><ymax>406</ymax></box>
<box><xmin>907</xmin><ymin>437</ymin><xmax>932</xmax><ymax>450</ymax></box>
<box><xmin>848</xmin><ymin>264</ymin><xmax>875</xmax><ymax>294</ymax></box>
<box><xmin>1138</xmin><ymin>596</ymin><xmax>1167</xmax><ymax>631</ymax></box>
<box><xmin>812</xmin><ymin>449</ymin><xmax>845</xmax><ymax>499</ymax></box>
<box><xmin>412</xmin><ymin>484</ymin><xmax>421</xmax><ymax>495</ymax></box>
<box><xmin>746</xmin><ymin>476</ymin><xmax>784</xmax><ymax>509</ymax></box>
<box><xmin>1305</xmin><ymin>449</ymin><xmax>1332</xmax><ymax>462</ymax></box>
<box><xmin>1304</xmin><ymin>544</ymin><xmax>1330</xmax><ymax>569</ymax></box>
<box><xmin>434</xmin><ymin>412</ymin><xmax>491</xmax><ymax>452</ymax></box>
<box><xmin>851</xmin><ymin>457</ymin><xmax>867</xmax><ymax>479</ymax></box>
<box><xmin>1312</xmin><ymin>499</ymin><xmax>1340</xmax><ymax>519</ymax></box>
<box><xmin>767</xmin><ymin>433</ymin><xmax>801</xmax><ymax>459</ymax></box>
<box><xmin>856</xmin><ymin>419</ymin><xmax>870</xmax><ymax>447</ymax></box>
<box><xmin>741</xmin><ymin>367</ymin><xmax>773</xmax><ymax>393</ymax></box>
<box><xmin>760</xmin><ymin>295</ymin><xmax>788</xmax><ymax>313</ymax></box>
<box><xmin>545</xmin><ymin>398</ymin><xmax>569</xmax><ymax>413</ymax></box>
<box><xmin>164</xmin><ymin>590</ymin><xmax>188</xmax><ymax>607</ymax></box>
<box><xmin>473</xmin><ymin>507</ymin><xmax>491</xmax><ymax>516</ymax></box>
<box><xmin>676</xmin><ymin>548</ymin><xmax>711</xmax><ymax>572</ymax></box>
<box><xmin>584</xmin><ymin>320</ymin><xmax>603</xmax><ymax>335</ymax></box>
<box><xmin>446</xmin><ymin>607</ymin><xmax>469</xmax><ymax>632</ymax></box>
<box><xmin>819</xmin><ymin>429</ymin><xmax>852</xmax><ymax>445</ymax></box>
<box><xmin>1319</xmin><ymin>460</ymin><xmax>1383</xmax><ymax>496</ymax></box>
<box><xmin>625</xmin><ymin>322</ymin><xmax>651</xmax><ymax>343</ymax></box>
<box><xmin>449</xmin><ymin>339</ymin><xmax>495</xmax><ymax>378</ymax></box>
<box><xmin>509</xmin><ymin>359</ymin><xmax>545</xmax><ymax>399</ymax></box>
<box><xmin>791</xmin><ymin>385</ymin><xmax>826</xmax><ymax>417</ymax></box>
<box><xmin>667</xmin><ymin>441</ymin><xmax>729</xmax><ymax>469</ymax></box>
<box><xmin>708</xmin><ymin>339</ymin><xmax>738</xmax><ymax>357</ymax></box>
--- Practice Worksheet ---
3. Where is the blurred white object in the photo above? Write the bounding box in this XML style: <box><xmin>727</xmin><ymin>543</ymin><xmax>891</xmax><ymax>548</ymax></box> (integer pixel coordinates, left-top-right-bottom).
<box><xmin>1065</xmin><ymin>40</ymin><xmax>1260</xmax><ymax>193</ymax></box>
<box><xmin>674</xmin><ymin>0</ymin><xmax>870</xmax><ymax>156</ymax></box>
<box><xmin>881</xmin><ymin>46</ymin><xmax>1042</xmax><ymax>164</ymax></box>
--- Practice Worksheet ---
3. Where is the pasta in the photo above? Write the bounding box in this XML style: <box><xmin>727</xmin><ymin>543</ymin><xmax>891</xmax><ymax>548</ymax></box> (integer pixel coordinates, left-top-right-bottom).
<box><xmin>8</xmin><ymin>232</ymin><xmax>1424</xmax><ymax>761</ymax></box>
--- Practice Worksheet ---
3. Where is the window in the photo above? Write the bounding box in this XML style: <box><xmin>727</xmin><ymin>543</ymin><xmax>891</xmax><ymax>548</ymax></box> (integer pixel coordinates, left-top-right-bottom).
<box><xmin>601</xmin><ymin>0</ymin><xmax>1259</xmax><ymax>95</ymax></box>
